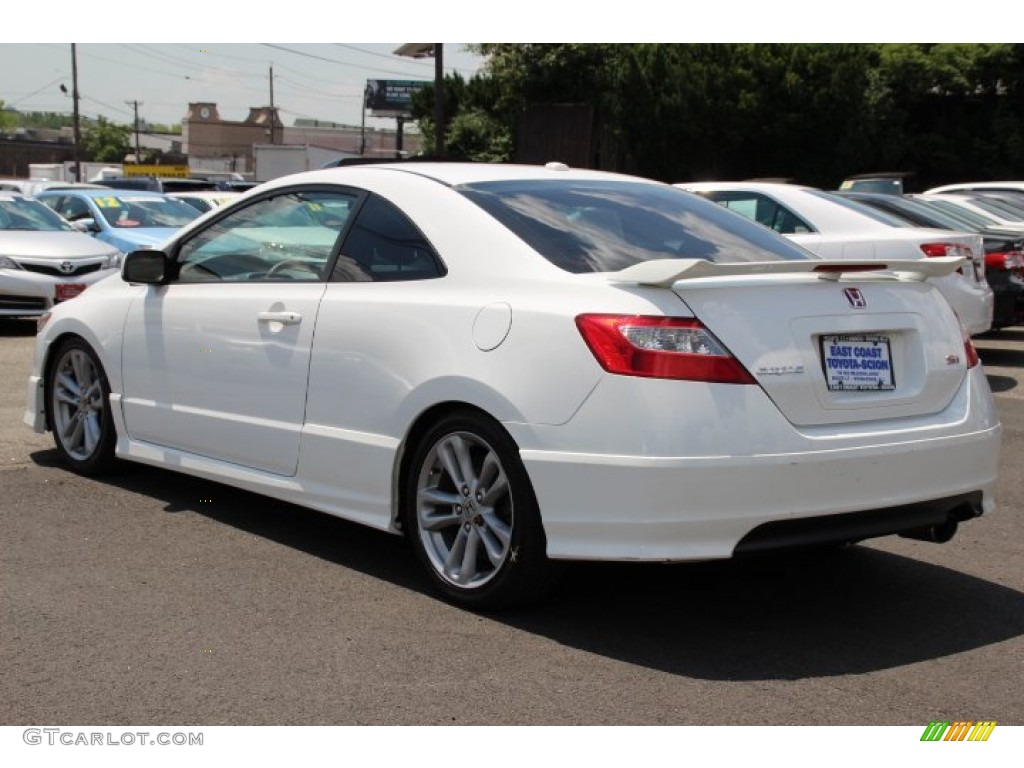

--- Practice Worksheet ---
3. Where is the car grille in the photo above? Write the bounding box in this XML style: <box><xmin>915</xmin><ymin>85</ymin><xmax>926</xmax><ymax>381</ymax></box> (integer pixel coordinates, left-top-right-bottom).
<box><xmin>19</xmin><ymin>262</ymin><xmax>104</xmax><ymax>277</ymax></box>
<box><xmin>0</xmin><ymin>295</ymin><xmax>47</xmax><ymax>311</ymax></box>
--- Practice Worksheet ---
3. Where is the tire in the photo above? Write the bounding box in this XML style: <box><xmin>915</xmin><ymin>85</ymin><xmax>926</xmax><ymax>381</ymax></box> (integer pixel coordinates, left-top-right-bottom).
<box><xmin>403</xmin><ymin>410</ymin><xmax>557</xmax><ymax>610</ymax></box>
<box><xmin>45</xmin><ymin>337</ymin><xmax>117</xmax><ymax>476</ymax></box>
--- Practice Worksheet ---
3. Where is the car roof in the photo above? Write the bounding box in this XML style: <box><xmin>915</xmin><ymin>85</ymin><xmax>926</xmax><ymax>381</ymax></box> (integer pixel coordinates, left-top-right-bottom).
<box><xmin>926</xmin><ymin>181</ymin><xmax>1024</xmax><ymax>194</ymax></box>
<box><xmin>255</xmin><ymin>162</ymin><xmax>661</xmax><ymax>192</ymax></box>
<box><xmin>678</xmin><ymin>180</ymin><xmax>817</xmax><ymax>193</ymax></box>
<box><xmin>168</xmin><ymin>191</ymin><xmax>241</xmax><ymax>199</ymax></box>
<box><xmin>38</xmin><ymin>188</ymin><xmax>171</xmax><ymax>199</ymax></box>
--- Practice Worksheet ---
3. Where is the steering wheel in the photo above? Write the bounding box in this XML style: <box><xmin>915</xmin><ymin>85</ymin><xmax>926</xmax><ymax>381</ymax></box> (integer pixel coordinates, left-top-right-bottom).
<box><xmin>266</xmin><ymin>259</ymin><xmax>318</xmax><ymax>279</ymax></box>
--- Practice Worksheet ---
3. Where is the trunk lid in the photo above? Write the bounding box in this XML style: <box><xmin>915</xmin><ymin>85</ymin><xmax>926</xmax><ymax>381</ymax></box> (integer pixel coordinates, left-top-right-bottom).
<box><xmin>613</xmin><ymin>259</ymin><xmax>972</xmax><ymax>427</ymax></box>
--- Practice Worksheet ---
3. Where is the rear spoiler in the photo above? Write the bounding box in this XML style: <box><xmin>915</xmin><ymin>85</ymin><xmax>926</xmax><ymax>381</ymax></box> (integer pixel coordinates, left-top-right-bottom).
<box><xmin>609</xmin><ymin>256</ymin><xmax>965</xmax><ymax>288</ymax></box>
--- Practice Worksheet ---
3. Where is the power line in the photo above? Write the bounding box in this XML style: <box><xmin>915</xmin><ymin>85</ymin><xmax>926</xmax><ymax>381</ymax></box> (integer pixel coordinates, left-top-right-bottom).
<box><xmin>331</xmin><ymin>43</ymin><xmax>481</xmax><ymax>77</ymax></box>
<box><xmin>5</xmin><ymin>75</ymin><xmax>72</xmax><ymax>109</ymax></box>
<box><xmin>260</xmin><ymin>44</ymin><xmax>430</xmax><ymax>78</ymax></box>
<box><xmin>332</xmin><ymin>43</ymin><xmax>434</xmax><ymax>67</ymax></box>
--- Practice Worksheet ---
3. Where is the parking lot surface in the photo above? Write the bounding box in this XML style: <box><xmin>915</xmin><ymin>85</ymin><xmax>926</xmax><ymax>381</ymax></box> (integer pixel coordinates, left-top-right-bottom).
<box><xmin>1</xmin><ymin>318</ymin><xmax>1022</xmax><ymax>725</ymax></box>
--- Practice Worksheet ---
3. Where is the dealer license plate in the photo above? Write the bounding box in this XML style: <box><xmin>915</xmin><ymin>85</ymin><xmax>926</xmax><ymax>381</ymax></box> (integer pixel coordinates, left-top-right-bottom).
<box><xmin>820</xmin><ymin>334</ymin><xmax>895</xmax><ymax>392</ymax></box>
<box><xmin>55</xmin><ymin>284</ymin><xmax>86</xmax><ymax>302</ymax></box>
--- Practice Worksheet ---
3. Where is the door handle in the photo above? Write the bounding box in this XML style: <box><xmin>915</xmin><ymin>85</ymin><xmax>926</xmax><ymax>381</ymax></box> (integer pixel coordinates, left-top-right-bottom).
<box><xmin>257</xmin><ymin>310</ymin><xmax>302</xmax><ymax>325</ymax></box>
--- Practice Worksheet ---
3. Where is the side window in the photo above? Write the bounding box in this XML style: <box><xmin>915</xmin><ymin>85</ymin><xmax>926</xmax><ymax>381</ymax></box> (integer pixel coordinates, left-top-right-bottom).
<box><xmin>174</xmin><ymin>190</ymin><xmax>357</xmax><ymax>283</ymax></box>
<box><xmin>333</xmin><ymin>194</ymin><xmax>444</xmax><ymax>282</ymax></box>
<box><xmin>703</xmin><ymin>191</ymin><xmax>812</xmax><ymax>235</ymax></box>
<box><xmin>56</xmin><ymin>196</ymin><xmax>92</xmax><ymax>222</ymax></box>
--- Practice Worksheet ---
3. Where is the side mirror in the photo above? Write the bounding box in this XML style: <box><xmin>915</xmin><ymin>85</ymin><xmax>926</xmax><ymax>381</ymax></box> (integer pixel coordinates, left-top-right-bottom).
<box><xmin>122</xmin><ymin>250</ymin><xmax>170</xmax><ymax>284</ymax></box>
<box><xmin>77</xmin><ymin>217</ymin><xmax>100</xmax><ymax>233</ymax></box>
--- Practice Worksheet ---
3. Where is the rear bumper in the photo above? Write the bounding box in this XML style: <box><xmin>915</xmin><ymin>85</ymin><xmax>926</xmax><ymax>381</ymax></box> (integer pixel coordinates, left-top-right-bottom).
<box><xmin>512</xmin><ymin>368</ymin><xmax>1001</xmax><ymax>562</ymax></box>
<box><xmin>521</xmin><ymin>425</ymin><xmax>999</xmax><ymax>561</ymax></box>
<box><xmin>734</xmin><ymin>492</ymin><xmax>983</xmax><ymax>554</ymax></box>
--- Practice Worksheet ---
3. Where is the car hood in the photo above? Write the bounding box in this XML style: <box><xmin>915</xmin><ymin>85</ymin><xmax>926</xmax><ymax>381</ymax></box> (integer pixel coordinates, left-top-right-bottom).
<box><xmin>104</xmin><ymin>227</ymin><xmax>178</xmax><ymax>249</ymax></box>
<box><xmin>0</xmin><ymin>230</ymin><xmax>118</xmax><ymax>259</ymax></box>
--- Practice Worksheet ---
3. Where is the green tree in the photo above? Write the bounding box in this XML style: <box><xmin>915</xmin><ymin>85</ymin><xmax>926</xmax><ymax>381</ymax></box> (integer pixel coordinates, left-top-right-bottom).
<box><xmin>81</xmin><ymin>116</ymin><xmax>130</xmax><ymax>163</ymax></box>
<box><xmin>434</xmin><ymin>43</ymin><xmax>1024</xmax><ymax>186</ymax></box>
<box><xmin>411</xmin><ymin>71</ymin><xmax>512</xmax><ymax>161</ymax></box>
<box><xmin>867</xmin><ymin>43</ymin><xmax>1024</xmax><ymax>185</ymax></box>
<box><xmin>0</xmin><ymin>99</ymin><xmax>17</xmax><ymax>131</ymax></box>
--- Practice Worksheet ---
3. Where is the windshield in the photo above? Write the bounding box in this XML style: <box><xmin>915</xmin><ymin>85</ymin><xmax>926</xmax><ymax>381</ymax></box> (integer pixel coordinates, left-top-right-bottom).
<box><xmin>458</xmin><ymin>180</ymin><xmax>812</xmax><ymax>273</ymax></box>
<box><xmin>0</xmin><ymin>195</ymin><xmax>75</xmax><ymax>231</ymax></box>
<box><xmin>92</xmin><ymin>195</ymin><xmax>201</xmax><ymax>228</ymax></box>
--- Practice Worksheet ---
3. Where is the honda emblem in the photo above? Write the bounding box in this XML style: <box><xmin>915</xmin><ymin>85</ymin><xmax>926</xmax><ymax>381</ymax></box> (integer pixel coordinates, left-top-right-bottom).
<box><xmin>844</xmin><ymin>287</ymin><xmax>866</xmax><ymax>308</ymax></box>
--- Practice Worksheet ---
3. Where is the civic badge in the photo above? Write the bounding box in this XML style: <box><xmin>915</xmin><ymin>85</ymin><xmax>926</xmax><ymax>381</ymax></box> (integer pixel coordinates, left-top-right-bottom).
<box><xmin>844</xmin><ymin>287</ymin><xmax>866</xmax><ymax>308</ymax></box>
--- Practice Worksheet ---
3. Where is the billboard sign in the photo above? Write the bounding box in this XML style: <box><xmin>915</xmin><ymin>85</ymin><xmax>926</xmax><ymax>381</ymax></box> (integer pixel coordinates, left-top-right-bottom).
<box><xmin>365</xmin><ymin>79</ymin><xmax>428</xmax><ymax>117</ymax></box>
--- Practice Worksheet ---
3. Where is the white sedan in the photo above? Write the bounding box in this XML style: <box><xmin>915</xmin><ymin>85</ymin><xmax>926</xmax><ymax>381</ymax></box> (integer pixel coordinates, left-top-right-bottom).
<box><xmin>677</xmin><ymin>181</ymin><xmax>994</xmax><ymax>336</ymax></box>
<box><xmin>25</xmin><ymin>164</ymin><xmax>1002</xmax><ymax>609</ymax></box>
<box><xmin>167</xmin><ymin>190</ymin><xmax>243</xmax><ymax>213</ymax></box>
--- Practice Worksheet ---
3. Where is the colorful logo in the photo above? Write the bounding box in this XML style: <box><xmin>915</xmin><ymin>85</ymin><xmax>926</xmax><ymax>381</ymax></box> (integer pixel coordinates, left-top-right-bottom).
<box><xmin>920</xmin><ymin>721</ymin><xmax>997</xmax><ymax>742</ymax></box>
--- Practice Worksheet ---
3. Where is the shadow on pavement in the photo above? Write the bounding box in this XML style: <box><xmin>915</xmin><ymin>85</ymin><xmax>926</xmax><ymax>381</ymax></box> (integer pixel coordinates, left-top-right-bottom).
<box><xmin>979</xmin><ymin>346</ymin><xmax>1024</xmax><ymax>369</ymax></box>
<box><xmin>986</xmin><ymin>374</ymin><xmax>1017</xmax><ymax>393</ymax></box>
<box><xmin>32</xmin><ymin>447</ymin><xmax>1024</xmax><ymax>683</ymax></box>
<box><xmin>0</xmin><ymin>318</ymin><xmax>37</xmax><ymax>338</ymax></box>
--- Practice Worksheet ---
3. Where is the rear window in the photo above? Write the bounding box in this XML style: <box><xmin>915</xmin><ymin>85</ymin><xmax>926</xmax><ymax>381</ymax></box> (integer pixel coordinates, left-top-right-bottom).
<box><xmin>458</xmin><ymin>180</ymin><xmax>812</xmax><ymax>273</ymax></box>
<box><xmin>811</xmin><ymin>191</ymin><xmax>915</xmax><ymax>228</ymax></box>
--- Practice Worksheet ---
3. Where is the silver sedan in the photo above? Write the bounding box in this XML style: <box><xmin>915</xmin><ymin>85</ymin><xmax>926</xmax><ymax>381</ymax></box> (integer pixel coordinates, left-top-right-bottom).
<box><xmin>0</xmin><ymin>193</ymin><xmax>121</xmax><ymax>317</ymax></box>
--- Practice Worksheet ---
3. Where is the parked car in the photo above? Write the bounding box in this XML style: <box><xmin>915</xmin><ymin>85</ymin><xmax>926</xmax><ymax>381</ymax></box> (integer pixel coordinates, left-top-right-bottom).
<box><xmin>836</xmin><ymin>191</ymin><xmax>1024</xmax><ymax>330</ymax></box>
<box><xmin>168</xmin><ymin>190</ymin><xmax>243</xmax><ymax>214</ymax></box>
<box><xmin>97</xmin><ymin>177</ymin><xmax>220</xmax><ymax>194</ymax></box>
<box><xmin>677</xmin><ymin>182</ymin><xmax>994</xmax><ymax>336</ymax></box>
<box><xmin>0</xmin><ymin>179</ymin><xmax>107</xmax><ymax>197</ymax></box>
<box><xmin>25</xmin><ymin>163</ymin><xmax>1001</xmax><ymax>608</ymax></box>
<box><xmin>0</xmin><ymin>192</ymin><xmax>121</xmax><ymax>317</ymax></box>
<box><xmin>36</xmin><ymin>188</ymin><xmax>201</xmax><ymax>253</ymax></box>
<box><xmin>925</xmin><ymin>181</ymin><xmax>1024</xmax><ymax>196</ymax></box>
<box><xmin>915</xmin><ymin>192</ymin><xmax>1024</xmax><ymax>232</ymax></box>
<box><xmin>838</xmin><ymin>172</ymin><xmax>914</xmax><ymax>196</ymax></box>
<box><xmin>907</xmin><ymin>194</ymin><xmax>1024</xmax><ymax>234</ymax></box>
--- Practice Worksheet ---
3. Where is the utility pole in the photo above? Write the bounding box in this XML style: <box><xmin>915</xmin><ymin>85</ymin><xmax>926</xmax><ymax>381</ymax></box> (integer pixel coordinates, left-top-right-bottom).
<box><xmin>433</xmin><ymin>44</ymin><xmax>445</xmax><ymax>159</ymax></box>
<box><xmin>268</xmin><ymin>65</ymin><xmax>276</xmax><ymax>145</ymax></box>
<box><xmin>125</xmin><ymin>99</ymin><xmax>142</xmax><ymax>164</ymax></box>
<box><xmin>393</xmin><ymin>44</ymin><xmax>445</xmax><ymax>158</ymax></box>
<box><xmin>360</xmin><ymin>83</ymin><xmax>369</xmax><ymax>155</ymax></box>
<box><xmin>71</xmin><ymin>44</ymin><xmax>81</xmax><ymax>181</ymax></box>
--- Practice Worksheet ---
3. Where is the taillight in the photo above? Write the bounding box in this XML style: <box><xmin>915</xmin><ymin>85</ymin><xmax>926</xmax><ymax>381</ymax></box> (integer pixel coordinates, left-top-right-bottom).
<box><xmin>920</xmin><ymin>243</ymin><xmax>973</xmax><ymax>259</ymax></box>
<box><xmin>984</xmin><ymin>251</ymin><xmax>1024</xmax><ymax>271</ymax></box>
<box><xmin>575</xmin><ymin>314</ymin><xmax>756</xmax><ymax>384</ymax></box>
<box><xmin>964</xmin><ymin>333</ymin><xmax>980</xmax><ymax>369</ymax></box>
<box><xmin>921</xmin><ymin>243</ymin><xmax>974</xmax><ymax>276</ymax></box>
<box><xmin>951</xmin><ymin>311</ymin><xmax>981</xmax><ymax>369</ymax></box>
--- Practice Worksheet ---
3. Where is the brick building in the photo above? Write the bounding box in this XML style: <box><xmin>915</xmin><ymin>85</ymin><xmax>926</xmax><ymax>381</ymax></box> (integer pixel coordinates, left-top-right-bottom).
<box><xmin>183</xmin><ymin>102</ymin><xmax>421</xmax><ymax>175</ymax></box>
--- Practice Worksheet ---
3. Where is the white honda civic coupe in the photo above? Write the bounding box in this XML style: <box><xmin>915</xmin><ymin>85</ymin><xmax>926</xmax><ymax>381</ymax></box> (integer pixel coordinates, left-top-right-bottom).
<box><xmin>24</xmin><ymin>163</ymin><xmax>1002</xmax><ymax>609</ymax></box>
